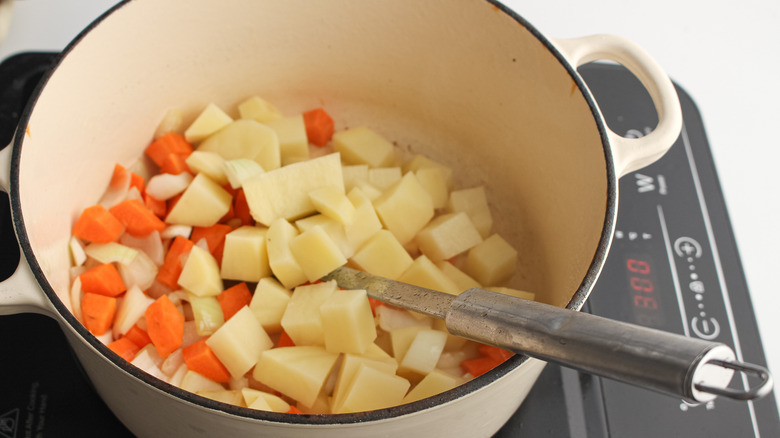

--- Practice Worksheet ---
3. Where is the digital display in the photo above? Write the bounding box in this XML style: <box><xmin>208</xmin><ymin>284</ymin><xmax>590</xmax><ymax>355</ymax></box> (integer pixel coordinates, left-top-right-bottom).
<box><xmin>625</xmin><ymin>255</ymin><xmax>664</xmax><ymax>327</ymax></box>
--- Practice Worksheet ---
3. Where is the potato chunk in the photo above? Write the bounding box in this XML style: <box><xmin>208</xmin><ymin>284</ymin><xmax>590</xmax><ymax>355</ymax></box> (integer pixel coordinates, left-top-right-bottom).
<box><xmin>265</xmin><ymin>218</ymin><xmax>307</xmax><ymax>289</ymax></box>
<box><xmin>415</xmin><ymin>212</ymin><xmax>483</xmax><ymax>261</ymax></box>
<box><xmin>165</xmin><ymin>173</ymin><xmax>232</xmax><ymax>227</ymax></box>
<box><xmin>249</xmin><ymin>278</ymin><xmax>292</xmax><ymax>333</ymax></box>
<box><xmin>197</xmin><ymin>119</ymin><xmax>281</xmax><ymax>171</ymax></box>
<box><xmin>333</xmin><ymin>126</ymin><xmax>395</xmax><ymax>168</ymax></box>
<box><xmin>206</xmin><ymin>307</ymin><xmax>273</xmax><ymax>379</ymax></box>
<box><xmin>178</xmin><ymin>245</ymin><xmax>223</xmax><ymax>297</ymax></box>
<box><xmin>373</xmin><ymin>172</ymin><xmax>434</xmax><ymax>245</ymax></box>
<box><xmin>253</xmin><ymin>346</ymin><xmax>340</xmax><ymax>408</ymax></box>
<box><xmin>350</xmin><ymin>229</ymin><xmax>413</xmax><ymax>280</ymax></box>
<box><xmin>243</xmin><ymin>153</ymin><xmax>344</xmax><ymax>226</ymax></box>
<box><xmin>447</xmin><ymin>186</ymin><xmax>493</xmax><ymax>238</ymax></box>
<box><xmin>335</xmin><ymin>363</ymin><xmax>410</xmax><ymax>414</ymax></box>
<box><xmin>280</xmin><ymin>281</ymin><xmax>337</xmax><ymax>346</ymax></box>
<box><xmin>320</xmin><ymin>289</ymin><xmax>377</xmax><ymax>354</ymax></box>
<box><xmin>464</xmin><ymin>234</ymin><xmax>518</xmax><ymax>286</ymax></box>
<box><xmin>289</xmin><ymin>226</ymin><xmax>347</xmax><ymax>282</ymax></box>
<box><xmin>184</xmin><ymin>103</ymin><xmax>232</xmax><ymax>143</ymax></box>
<box><xmin>220</xmin><ymin>225</ymin><xmax>271</xmax><ymax>282</ymax></box>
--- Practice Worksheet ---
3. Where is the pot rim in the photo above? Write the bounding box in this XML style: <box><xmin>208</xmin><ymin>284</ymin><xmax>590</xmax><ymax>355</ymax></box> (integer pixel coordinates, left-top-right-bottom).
<box><xmin>8</xmin><ymin>0</ymin><xmax>616</xmax><ymax>425</ymax></box>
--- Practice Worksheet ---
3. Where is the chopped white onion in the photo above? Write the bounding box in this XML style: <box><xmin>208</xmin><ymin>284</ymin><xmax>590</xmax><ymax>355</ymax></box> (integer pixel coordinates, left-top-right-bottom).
<box><xmin>161</xmin><ymin>224</ymin><xmax>192</xmax><ymax>240</ymax></box>
<box><xmin>84</xmin><ymin>242</ymin><xmax>138</xmax><ymax>266</ymax></box>
<box><xmin>112</xmin><ymin>284</ymin><xmax>155</xmax><ymax>338</ymax></box>
<box><xmin>118</xmin><ymin>250</ymin><xmax>158</xmax><ymax>290</ymax></box>
<box><xmin>121</xmin><ymin>230</ymin><xmax>165</xmax><ymax>266</ymax></box>
<box><xmin>69</xmin><ymin>236</ymin><xmax>87</xmax><ymax>267</ymax></box>
<box><xmin>145</xmin><ymin>172</ymin><xmax>193</xmax><ymax>200</ymax></box>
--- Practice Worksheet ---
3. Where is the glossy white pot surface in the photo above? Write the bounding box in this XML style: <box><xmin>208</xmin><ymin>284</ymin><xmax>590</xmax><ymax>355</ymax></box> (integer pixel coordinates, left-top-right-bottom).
<box><xmin>0</xmin><ymin>0</ymin><xmax>681</xmax><ymax>436</ymax></box>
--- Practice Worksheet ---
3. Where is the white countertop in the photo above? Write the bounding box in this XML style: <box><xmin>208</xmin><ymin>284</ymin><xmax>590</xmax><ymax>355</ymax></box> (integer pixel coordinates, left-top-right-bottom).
<box><xmin>1</xmin><ymin>0</ymin><xmax>778</xmax><ymax>417</ymax></box>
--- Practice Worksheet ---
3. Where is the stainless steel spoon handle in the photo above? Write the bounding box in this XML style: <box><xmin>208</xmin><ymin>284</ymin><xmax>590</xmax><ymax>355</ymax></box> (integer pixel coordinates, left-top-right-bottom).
<box><xmin>446</xmin><ymin>287</ymin><xmax>773</xmax><ymax>403</ymax></box>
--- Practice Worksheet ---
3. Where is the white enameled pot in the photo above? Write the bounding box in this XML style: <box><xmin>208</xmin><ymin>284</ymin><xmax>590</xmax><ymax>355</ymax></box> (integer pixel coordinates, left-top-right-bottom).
<box><xmin>0</xmin><ymin>1</ymin><xmax>682</xmax><ymax>436</ymax></box>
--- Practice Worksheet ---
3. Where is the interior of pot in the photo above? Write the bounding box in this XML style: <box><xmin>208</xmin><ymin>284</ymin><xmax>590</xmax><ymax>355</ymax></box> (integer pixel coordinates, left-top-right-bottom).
<box><xmin>13</xmin><ymin>0</ymin><xmax>609</xmax><ymax>420</ymax></box>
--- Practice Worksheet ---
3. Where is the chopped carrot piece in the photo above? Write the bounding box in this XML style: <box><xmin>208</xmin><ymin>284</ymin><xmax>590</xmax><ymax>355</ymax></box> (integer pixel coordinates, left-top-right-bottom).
<box><xmin>277</xmin><ymin>330</ymin><xmax>296</xmax><ymax>348</ymax></box>
<box><xmin>217</xmin><ymin>283</ymin><xmax>252</xmax><ymax>320</ymax></box>
<box><xmin>144</xmin><ymin>295</ymin><xmax>184</xmax><ymax>358</ymax></box>
<box><xmin>79</xmin><ymin>263</ymin><xmax>127</xmax><ymax>297</ymax></box>
<box><xmin>302</xmin><ymin>108</ymin><xmax>335</xmax><ymax>147</ymax></box>
<box><xmin>129</xmin><ymin>171</ymin><xmax>146</xmax><ymax>194</ymax></box>
<box><xmin>182</xmin><ymin>339</ymin><xmax>231</xmax><ymax>383</ymax></box>
<box><xmin>286</xmin><ymin>406</ymin><xmax>303</xmax><ymax>414</ymax></box>
<box><xmin>124</xmin><ymin>323</ymin><xmax>152</xmax><ymax>348</ymax></box>
<box><xmin>460</xmin><ymin>356</ymin><xmax>502</xmax><ymax>378</ymax></box>
<box><xmin>108</xmin><ymin>164</ymin><xmax>131</xmax><ymax>191</ymax></box>
<box><xmin>156</xmin><ymin>236</ymin><xmax>194</xmax><ymax>289</ymax></box>
<box><xmin>368</xmin><ymin>297</ymin><xmax>384</xmax><ymax>316</ymax></box>
<box><xmin>72</xmin><ymin>204</ymin><xmax>125</xmax><ymax>243</ymax></box>
<box><xmin>108</xmin><ymin>337</ymin><xmax>141</xmax><ymax>362</ymax></box>
<box><xmin>233</xmin><ymin>189</ymin><xmax>253</xmax><ymax>226</ymax></box>
<box><xmin>81</xmin><ymin>293</ymin><xmax>117</xmax><ymax>336</ymax></box>
<box><xmin>190</xmin><ymin>224</ymin><xmax>232</xmax><ymax>254</ymax></box>
<box><xmin>160</xmin><ymin>153</ymin><xmax>191</xmax><ymax>175</ymax></box>
<box><xmin>144</xmin><ymin>192</ymin><xmax>168</xmax><ymax>218</ymax></box>
<box><xmin>145</xmin><ymin>132</ymin><xmax>193</xmax><ymax>167</ymax></box>
<box><xmin>109</xmin><ymin>198</ymin><xmax>166</xmax><ymax>237</ymax></box>
<box><xmin>477</xmin><ymin>344</ymin><xmax>514</xmax><ymax>362</ymax></box>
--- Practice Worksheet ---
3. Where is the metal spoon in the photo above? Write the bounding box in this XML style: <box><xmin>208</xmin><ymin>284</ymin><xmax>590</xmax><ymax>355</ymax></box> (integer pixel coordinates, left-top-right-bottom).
<box><xmin>322</xmin><ymin>266</ymin><xmax>773</xmax><ymax>403</ymax></box>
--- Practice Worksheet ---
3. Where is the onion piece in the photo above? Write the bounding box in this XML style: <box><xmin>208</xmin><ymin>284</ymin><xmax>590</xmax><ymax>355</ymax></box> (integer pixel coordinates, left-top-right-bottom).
<box><xmin>145</xmin><ymin>172</ymin><xmax>193</xmax><ymax>200</ymax></box>
<box><xmin>113</xmin><ymin>284</ymin><xmax>155</xmax><ymax>338</ymax></box>
<box><xmin>84</xmin><ymin>242</ymin><xmax>138</xmax><ymax>266</ymax></box>
<box><xmin>118</xmin><ymin>250</ymin><xmax>158</xmax><ymax>290</ymax></box>
<box><xmin>121</xmin><ymin>230</ymin><xmax>165</xmax><ymax>266</ymax></box>
<box><xmin>161</xmin><ymin>224</ymin><xmax>192</xmax><ymax>240</ymax></box>
<box><xmin>69</xmin><ymin>236</ymin><xmax>87</xmax><ymax>267</ymax></box>
<box><xmin>70</xmin><ymin>276</ymin><xmax>84</xmax><ymax>321</ymax></box>
<box><xmin>98</xmin><ymin>168</ymin><xmax>131</xmax><ymax>209</ymax></box>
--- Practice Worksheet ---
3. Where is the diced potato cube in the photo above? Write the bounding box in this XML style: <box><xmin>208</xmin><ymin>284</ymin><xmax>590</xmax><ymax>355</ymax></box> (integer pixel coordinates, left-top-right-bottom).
<box><xmin>486</xmin><ymin>286</ymin><xmax>535</xmax><ymax>301</ymax></box>
<box><xmin>280</xmin><ymin>281</ymin><xmax>337</xmax><ymax>346</ymax></box>
<box><xmin>436</xmin><ymin>261</ymin><xmax>481</xmax><ymax>291</ymax></box>
<box><xmin>335</xmin><ymin>363</ymin><xmax>410</xmax><ymax>414</ymax></box>
<box><xmin>332</xmin><ymin>354</ymin><xmax>399</xmax><ymax>413</ymax></box>
<box><xmin>265</xmin><ymin>218</ymin><xmax>307</xmax><ymax>289</ymax></box>
<box><xmin>197</xmin><ymin>390</ymin><xmax>245</xmax><ymax>406</ymax></box>
<box><xmin>390</xmin><ymin>325</ymin><xmax>429</xmax><ymax>361</ymax></box>
<box><xmin>309</xmin><ymin>186</ymin><xmax>356</xmax><ymax>225</ymax></box>
<box><xmin>333</xmin><ymin>126</ymin><xmax>396</xmax><ymax>168</ymax></box>
<box><xmin>350</xmin><ymin>230</ymin><xmax>413</xmax><ymax>280</ymax></box>
<box><xmin>320</xmin><ymin>289</ymin><xmax>377</xmax><ymax>354</ymax></box>
<box><xmin>295</xmin><ymin>214</ymin><xmax>354</xmax><ymax>259</ymax></box>
<box><xmin>264</xmin><ymin>115</ymin><xmax>310</xmax><ymax>166</ymax></box>
<box><xmin>243</xmin><ymin>153</ymin><xmax>344</xmax><ymax>226</ymax></box>
<box><xmin>342</xmin><ymin>164</ymin><xmax>369</xmax><ymax>192</ymax></box>
<box><xmin>403</xmin><ymin>155</ymin><xmax>453</xmax><ymax>188</ymax></box>
<box><xmin>223</xmin><ymin>158</ymin><xmax>264</xmax><ymax>189</ymax></box>
<box><xmin>237</xmin><ymin>96</ymin><xmax>283</xmax><ymax>124</ymax></box>
<box><xmin>415</xmin><ymin>167</ymin><xmax>449</xmax><ymax>209</ymax></box>
<box><xmin>447</xmin><ymin>186</ymin><xmax>493</xmax><ymax>238</ymax></box>
<box><xmin>241</xmin><ymin>388</ymin><xmax>290</xmax><ymax>413</ymax></box>
<box><xmin>354</xmin><ymin>181</ymin><xmax>382</xmax><ymax>201</ymax></box>
<box><xmin>464</xmin><ymin>234</ymin><xmax>518</xmax><ymax>286</ymax></box>
<box><xmin>403</xmin><ymin>369</ymin><xmax>462</xmax><ymax>403</ymax></box>
<box><xmin>184</xmin><ymin>103</ymin><xmax>233</xmax><ymax>143</ymax></box>
<box><xmin>415</xmin><ymin>212</ymin><xmax>483</xmax><ymax>261</ymax></box>
<box><xmin>165</xmin><ymin>173</ymin><xmax>232</xmax><ymax>227</ymax></box>
<box><xmin>253</xmin><ymin>345</ymin><xmax>340</xmax><ymax>408</ymax></box>
<box><xmin>178</xmin><ymin>245</ymin><xmax>223</xmax><ymax>297</ymax></box>
<box><xmin>113</xmin><ymin>284</ymin><xmax>154</xmax><ymax>337</ymax></box>
<box><xmin>397</xmin><ymin>255</ymin><xmax>460</xmax><ymax>295</ymax></box>
<box><xmin>198</xmin><ymin>119</ymin><xmax>281</xmax><ymax>171</ymax></box>
<box><xmin>373</xmin><ymin>172</ymin><xmax>434</xmax><ymax>245</ymax></box>
<box><xmin>399</xmin><ymin>329</ymin><xmax>448</xmax><ymax>375</ymax></box>
<box><xmin>180</xmin><ymin>370</ymin><xmax>225</xmax><ymax>393</ymax></box>
<box><xmin>185</xmin><ymin>151</ymin><xmax>228</xmax><ymax>185</ymax></box>
<box><xmin>289</xmin><ymin>226</ymin><xmax>347</xmax><ymax>282</ymax></box>
<box><xmin>206</xmin><ymin>307</ymin><xmax>273</xmax><ymax>379</ymax></box>
<box><xmin>249</xmin><ymin>278</ymin><xmax>292</xmax><ymax>333</ymax></box>
<box><xmin>343</xmin><ymin>187</ymin><xmax>383</xmax><ymax>250</ymax></box>
<box><xmin>367</xmin><ymin>167</ymin><xmax>402</xmax><ymax>190</ymax></box>
<box><xmin>247</xmin><ymin>395</ymin><xmax>273</xmax><ymax>411</ymax></box>
<box><xmin>220</xmin><ymin>226</ymin><xmax>271</xmax><ymax>282</ymax></box>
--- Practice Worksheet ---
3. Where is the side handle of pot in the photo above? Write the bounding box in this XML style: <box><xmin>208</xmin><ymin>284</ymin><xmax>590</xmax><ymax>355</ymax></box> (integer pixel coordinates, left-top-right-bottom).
<box><xmin>0</xmin><ymin>144</ymin><xmax>53</xmax><ymax>317</ymax></box>
<box><xmin>552</xmin><ymin>34</ymin><xmax>683</xmax><ymax>177</ymax></box>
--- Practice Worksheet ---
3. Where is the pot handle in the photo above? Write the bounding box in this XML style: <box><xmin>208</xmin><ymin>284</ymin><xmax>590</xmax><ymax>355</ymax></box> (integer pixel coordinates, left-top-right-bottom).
<box><xmin>551</xmin><ymin>34</ymin><xmax>683</xmax><ymax>177</ymax></box>
<box><xmin>0</xmin><ymin>146</ymin><xmax>53</xmax><ymax>316</ymax></box>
